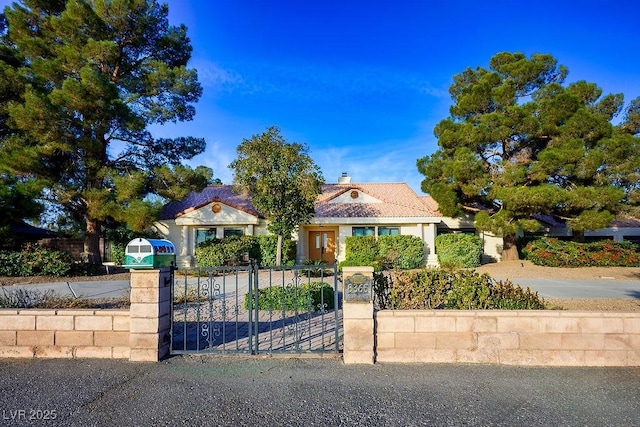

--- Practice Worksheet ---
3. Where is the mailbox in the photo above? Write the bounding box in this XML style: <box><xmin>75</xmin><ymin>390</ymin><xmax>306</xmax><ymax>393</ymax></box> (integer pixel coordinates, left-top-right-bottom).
<box><xmin>123</xmin><ymin>238</ymin><xmax>176</xmax><ymax>269</ymax></box>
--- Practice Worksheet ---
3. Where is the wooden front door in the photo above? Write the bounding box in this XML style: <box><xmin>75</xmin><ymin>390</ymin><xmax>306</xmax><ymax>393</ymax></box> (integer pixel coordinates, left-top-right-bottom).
<box><xmin>308</xmin><ymin>230</ymin><xmax>335</xmax><ymax>263</ymax></box>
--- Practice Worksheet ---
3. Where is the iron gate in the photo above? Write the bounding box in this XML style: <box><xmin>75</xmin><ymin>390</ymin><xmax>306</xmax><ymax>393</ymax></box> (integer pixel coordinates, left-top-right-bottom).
<box><xmin>170</xmin><ymin>262</ymin><xmax>342</xmax><ymax>355</ymax></box>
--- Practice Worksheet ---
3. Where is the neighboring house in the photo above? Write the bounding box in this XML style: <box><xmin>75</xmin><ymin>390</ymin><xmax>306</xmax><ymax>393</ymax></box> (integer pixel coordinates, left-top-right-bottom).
<box><xmin>155</xmin><ymin>174</ymin><xmax>501</xmax><ymax>268</ymax></box>
<box><xmin>533</xmin><ymin>214</ymin><xmax>640</xmax><ymax>244</ymax></box>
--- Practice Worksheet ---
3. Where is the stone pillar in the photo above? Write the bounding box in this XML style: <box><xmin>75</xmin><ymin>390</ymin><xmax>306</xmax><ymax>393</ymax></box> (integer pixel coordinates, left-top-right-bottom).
<box><xmin>342</xmin><ymin>266</ymin><xmax>375</xmax><ymax>364</ymax></box>
<box><xmin>129</xmin><ymin>268</ymin><xmax>172</xmax><ymax>362</ymax></box>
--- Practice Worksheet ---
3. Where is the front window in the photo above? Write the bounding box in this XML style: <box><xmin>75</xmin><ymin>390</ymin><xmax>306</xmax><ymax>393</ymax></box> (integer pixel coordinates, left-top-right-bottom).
<box><xmin>378</xmin><ymin>227</ymin><xmax>400</xmax><ymax>236</ymax></box>
<box><xmin>196</xmin><ymin>228</ymin><xmax>217</xmax><ymax>246</ymax></box>
<box><xmin>223</xmin><ymin>228</ymin><xmax>244</xmax><ymax>238</ymax></box>
<box><xmin>352</xmin><ymin>226</ymin><xmax>375</xmax><ymax>237</ymax></box>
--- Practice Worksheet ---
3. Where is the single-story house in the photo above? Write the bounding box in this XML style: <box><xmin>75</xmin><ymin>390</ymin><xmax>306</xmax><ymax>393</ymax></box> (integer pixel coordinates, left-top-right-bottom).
<box><xmin>533</xmin><ymin>214</ymin><xmax>640</xmax><ymax>244</ymax></box>
<box><xmin>155</xmin><ymin>174</ymin><xmax>503</xmax><ymax>268</ymax></box>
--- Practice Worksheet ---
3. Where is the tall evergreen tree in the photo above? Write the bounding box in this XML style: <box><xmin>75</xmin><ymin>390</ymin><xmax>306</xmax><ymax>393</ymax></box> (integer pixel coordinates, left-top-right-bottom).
<box><xmin>230</xmin><ymin>126</ymin><xmax>324</xmax><ymax>265</ymax></box>
<box><xmin>0</xmin><ymin>0</ymin><xmax>211</xmax><ymax>263</ymax></box>
<box><xmin>418</xmin><ymin>52</ymin><xmax>640</xmax><ymax>260</ymax></box>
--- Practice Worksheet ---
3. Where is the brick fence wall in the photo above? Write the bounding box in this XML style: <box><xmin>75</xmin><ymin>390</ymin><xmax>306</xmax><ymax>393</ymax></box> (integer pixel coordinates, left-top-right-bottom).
<box><xmin>0</xmin><ymin>309</ymin><xmax>130</xmax><ymax>359</ymax></box>
<box><xmin>374</xmin><ymin>310</ymin><xmax>640</xmax><ymax>366</ymax></box>
<box><xmin>0</xmin><ymin>268</ymin><xmax>171</xmax><ymax>361</ymax></box>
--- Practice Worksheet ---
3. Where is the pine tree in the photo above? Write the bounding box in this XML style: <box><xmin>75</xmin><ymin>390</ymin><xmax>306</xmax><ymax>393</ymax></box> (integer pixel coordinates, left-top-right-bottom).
<box><xmin>0</xmin><ymin>0</ymin><xmax>211</xmax><ymax>263</ymax></box>
<box><xmin>418</xmin><ymin>52</ymin><xmax>640</xmax><ymax>260</ymax></box>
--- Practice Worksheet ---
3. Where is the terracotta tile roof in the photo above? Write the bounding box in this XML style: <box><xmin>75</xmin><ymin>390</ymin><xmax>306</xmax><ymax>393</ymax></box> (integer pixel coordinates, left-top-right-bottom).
<box><xmin>315</xmin><ymin>183</ymin><xmax>442</xmax><ymax>218</ymax></box>
<box><xmin>160</xmin><ymin>182</ymin><xmax>443</xmax><ymax>220</ymax></box>
<box><xmin>159</xmin><ymin>185</ymin><xmax>262</xmax><ymax>219</ymax></box>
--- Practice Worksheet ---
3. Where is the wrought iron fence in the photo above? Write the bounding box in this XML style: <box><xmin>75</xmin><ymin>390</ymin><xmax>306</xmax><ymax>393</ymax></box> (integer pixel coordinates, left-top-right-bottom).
<box><xmin>170</xmin><ymin>262</ymin><xmax>342</xmax><ymax>355</ymax></box>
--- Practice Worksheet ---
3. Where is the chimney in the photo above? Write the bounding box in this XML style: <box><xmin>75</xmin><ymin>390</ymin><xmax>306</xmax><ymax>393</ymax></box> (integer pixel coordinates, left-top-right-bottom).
<box><xmin>338</xmin><ymin>172</ymin><xmax>351</xmax><ymax>184</ymax></box>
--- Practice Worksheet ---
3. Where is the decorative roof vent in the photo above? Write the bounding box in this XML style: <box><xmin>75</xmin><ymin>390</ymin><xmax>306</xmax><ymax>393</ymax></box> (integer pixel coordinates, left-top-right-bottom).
<box><xmin>338</xmin><ymin>172</ymin><xmax>351</xmax><ymax>184</ymax></box>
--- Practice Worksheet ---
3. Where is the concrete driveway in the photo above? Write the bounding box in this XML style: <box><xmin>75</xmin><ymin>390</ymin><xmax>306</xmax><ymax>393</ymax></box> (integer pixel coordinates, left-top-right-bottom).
<box><xmin>504</xmin><ymin>277</ymin><xmax>640</xmax><ymax>299</ymax></box>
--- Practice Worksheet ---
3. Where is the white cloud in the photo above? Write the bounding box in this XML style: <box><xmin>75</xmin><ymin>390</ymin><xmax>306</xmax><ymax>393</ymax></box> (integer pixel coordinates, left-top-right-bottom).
<box><xmin>192</xmin><ymin>59</ymin><xmax>244</xmax><ymax>92</ymax></box>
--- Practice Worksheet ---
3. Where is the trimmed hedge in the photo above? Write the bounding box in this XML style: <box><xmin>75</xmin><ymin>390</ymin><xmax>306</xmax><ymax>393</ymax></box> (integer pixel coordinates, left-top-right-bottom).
<box><xmin>373</xmin><ymin>269</ymin><xmax>545</xmax><ymax>310</ymax></box>
<box><xmin>244</xmin><ymin>281</ymin><xmax>334</xmax><ymax>311</ymax></box>
<box><xmin>0</xmin><ymin>244</ymin><xmax>74</xmax><ymax>277</ymax></box>
<box><xmin>339</xmin><ymin>235</ymin><xmax>425</xmax><ymax>271</ymax></box>
<box><xmin>522</xmin><ymin>237</ymin><xmax>640</xmax><ymax>267</ymax></box>
<box><xmin>195</xmin><ymin>235</ymin><xmax>296</xmax><ymax>267</ymax></box>
<box><xmin>435</xmin><ymin>233</ymin><xmax>482</xmax><ymax>268</ymax></box>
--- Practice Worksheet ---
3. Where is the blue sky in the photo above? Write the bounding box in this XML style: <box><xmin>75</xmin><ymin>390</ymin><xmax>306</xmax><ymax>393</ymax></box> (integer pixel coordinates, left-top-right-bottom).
<box><xmin>3</xmin><ymin>0</ymin><xmax>640</xmax><ymax>194</ymax></box>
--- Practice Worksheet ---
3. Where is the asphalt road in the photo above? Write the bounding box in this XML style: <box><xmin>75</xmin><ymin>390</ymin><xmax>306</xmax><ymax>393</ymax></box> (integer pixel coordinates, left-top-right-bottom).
<box><xmin>0</xmin><ymin>356</ymin><xmax>638</xmax><ymax>426</ymax></box>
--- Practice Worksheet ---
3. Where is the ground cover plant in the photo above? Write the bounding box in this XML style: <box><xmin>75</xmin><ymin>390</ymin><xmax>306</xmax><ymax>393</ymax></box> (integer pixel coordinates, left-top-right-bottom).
<box><xmin>374</xmin><ymin>268</ymin><xmax>544</xmax><ymax>310</ymax></box>
<box><xmin>523</xmin><ymin>237</ymin><xmax>640</xmax><ymax>267</ymax></box>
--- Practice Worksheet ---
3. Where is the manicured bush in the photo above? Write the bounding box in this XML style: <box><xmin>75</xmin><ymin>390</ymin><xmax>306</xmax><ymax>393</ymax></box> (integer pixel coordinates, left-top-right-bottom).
<box><xmin>522</xmin><ymin>237</ymin><xmax>640</xmax><ymax>267</ymax></box>
<box><xmin>378</xmin><ymin>235</ymin><xmax>425</xmax><ymax>270</ymax></box>
<box><xmin>195</xmin><ymin>236</ymin><xmax>259</xmax><ymax>267</ymax></box>
<box><xmin>373</xmin><ymin>269</ymin><xmax>544</xmax><ymax>310</ymax></box>
<box><xmin>435</xmin><ymin>233</ymin><xmax>482</xmax><ymax>268</ymax></box>
<box><xmin>0</xmin><ymin>244</ymin><xmax>74</xmax><ymax>277</ymax></box>
<box><xmin>196</xmin><ymin>235</ymin><xmax>297</xmax><ymax>267</ymax></box>
<box><xmin>340</xmin><ymin>235</ymin><xmax>426</xmax><ymax>271</ymax></box>
<box><xmin>340</xmin><ymin>236</ymin><xmax>380</xmax><ymax>270</ymax></box>
<box><xmin>244</xmin><ymin>281</ymin><xmax>334</xmax><ymax>311</ymax></box>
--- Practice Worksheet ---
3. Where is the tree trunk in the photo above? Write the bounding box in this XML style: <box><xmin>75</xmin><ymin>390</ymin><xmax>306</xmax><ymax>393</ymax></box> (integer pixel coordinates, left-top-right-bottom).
<box><xmin>276</xmin><ymin>234</ymin><xmax>283</xmax><ymax>266</ymax></box>
<box><xmin>501</xmin><ymin>234</ymin><xmax>520</xmax><ymax>261</ymax></box>
<box><xmin>84</xmin><ymin>218</ymin><xmax>102</xmax><ymax>265</ymax></box>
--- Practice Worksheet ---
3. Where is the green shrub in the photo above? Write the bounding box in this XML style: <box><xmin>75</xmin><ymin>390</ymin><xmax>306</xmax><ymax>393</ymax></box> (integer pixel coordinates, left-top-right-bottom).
<box><xmin>435</xmin><ymin>233</ymin><xmax>482</xmax><ymax>268</ymax></box>
<box><xmin>340</xmin><ymin>235</ymin><xmax>426</xmax><ymax>271</ymax></box>
<box><xmin>255</xmin><ymin>235</ymin><xmax>296</xmax><ymax>267</ymax></box>
<box><xmin>195</xmin><ymin>235</ymin><xmax>297</xmax><ymax>267</ymax></box>
<box><xmin>374</xmin><ymin>269</ymin><xmax>544</xmax><ymax>310</ymax></box>
<box><xmin>340</xmin><ymin>236</ymin><xmax>380</xmax><ymax>270</ymax></box>
<box><xmin>522</xmin><ymin>237</ymin><xmax>640</xmax><ymax>267</ymax></box>
<box><xmin>195</xmin><ymin>236</ymin><xmax>259</xmax><ymax>267</ymax></box>
<box><xmin>244</xmin><ymin>281</ymin><xmax>334</xmax><ymax>311</ymax></box>
<box><xmin>0</xmin><ymin>244</ymin><xmax>74</xmax><ymax>277</ymax></box>
<box><xmin>378</xmin><ymin>235</ymin><xmax>425</xmax><ymax>269</ymax></box>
